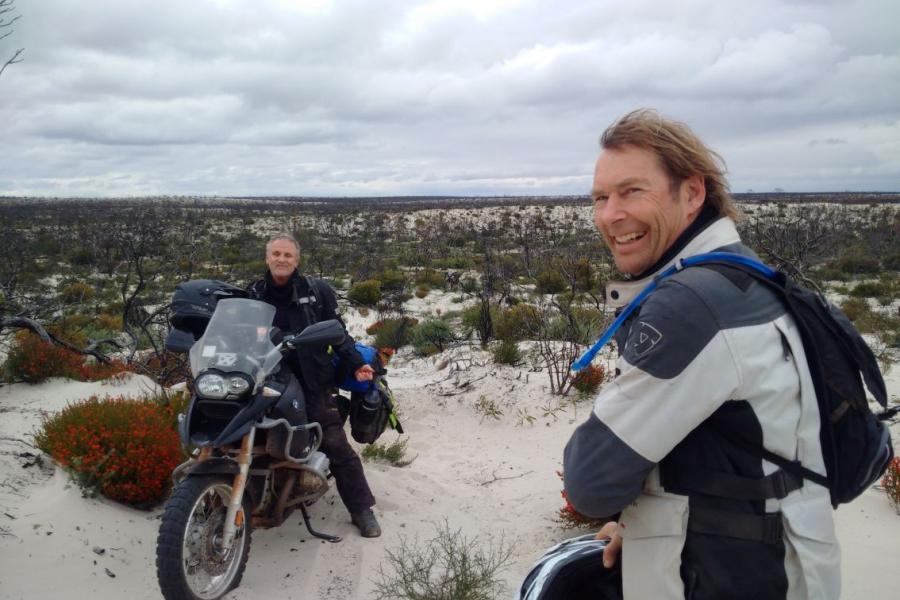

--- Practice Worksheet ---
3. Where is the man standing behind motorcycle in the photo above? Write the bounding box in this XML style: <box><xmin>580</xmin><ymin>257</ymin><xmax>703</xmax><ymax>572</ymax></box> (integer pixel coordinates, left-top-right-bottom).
<box><xmin>247</xmin><ymin>233</ymin><xmax>381</xmax><ymax>538</ymax></box>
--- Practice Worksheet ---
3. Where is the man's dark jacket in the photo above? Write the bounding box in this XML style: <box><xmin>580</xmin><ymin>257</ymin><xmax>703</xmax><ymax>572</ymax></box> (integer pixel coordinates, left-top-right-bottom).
<box><xmin>247</xmin><ymin>270</ymin><xmax>366</xmax><ymax>393</ymax></box>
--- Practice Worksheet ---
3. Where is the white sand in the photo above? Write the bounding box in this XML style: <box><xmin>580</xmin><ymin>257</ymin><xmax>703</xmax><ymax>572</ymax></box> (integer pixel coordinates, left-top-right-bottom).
<box><xmin>0</xmin><ymin>344</ymin><xmax>897</xmax><ymax>599</ymax></box>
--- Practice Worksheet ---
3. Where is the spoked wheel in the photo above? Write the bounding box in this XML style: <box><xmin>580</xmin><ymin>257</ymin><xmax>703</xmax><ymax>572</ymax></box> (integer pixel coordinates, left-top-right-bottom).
<box><xmin>156</xmin><ymin>476</ymin><xmax>252</xmax><ymax>600</ymax></box>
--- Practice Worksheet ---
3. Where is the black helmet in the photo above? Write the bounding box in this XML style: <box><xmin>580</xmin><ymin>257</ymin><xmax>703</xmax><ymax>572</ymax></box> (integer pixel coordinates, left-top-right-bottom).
<box><xmin>517</xmin><ymin>533</ymin><xmax>622</xmax><ymax>600</ymax></box>
<box><xmin>169</xmin><ymin>279</ymin><xmax>246</xmax><ymax>340</ymax></box>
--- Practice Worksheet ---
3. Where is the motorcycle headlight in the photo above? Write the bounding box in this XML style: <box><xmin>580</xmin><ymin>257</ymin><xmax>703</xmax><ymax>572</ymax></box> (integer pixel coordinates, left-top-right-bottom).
<box><xmin>226</xmin><ymin>376</ymin><xmax>250</xmax><ymax>396</ymax></box>
<box><xmin>196</xmin><ymin>372</ymin><xmax>252</xmax><ymax>400</ymax></box>
<box><xmin>196</xmin><ymin>373</ymin><xmax>227</xmax><ymax>399</ymax></box>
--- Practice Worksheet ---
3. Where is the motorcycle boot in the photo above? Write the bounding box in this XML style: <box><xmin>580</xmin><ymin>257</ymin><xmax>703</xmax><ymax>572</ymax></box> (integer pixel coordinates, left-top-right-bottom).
<box><xmin>351</xmin><ymin>509</ymin><xmax>381</xmax><ymax>538</ymax></box>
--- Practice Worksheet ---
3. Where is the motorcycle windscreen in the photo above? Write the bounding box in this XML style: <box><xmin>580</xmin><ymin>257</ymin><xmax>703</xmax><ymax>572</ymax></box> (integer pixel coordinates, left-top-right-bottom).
<box><xmin>189</xmin><ymin>298</ymin><xmax>283</xmax><ymax>382</ymax></box>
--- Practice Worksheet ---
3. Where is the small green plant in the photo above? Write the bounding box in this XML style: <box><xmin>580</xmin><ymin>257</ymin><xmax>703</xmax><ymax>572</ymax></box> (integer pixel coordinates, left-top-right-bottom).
<box><xmin>372</xmin><ymin>519</ymin><xmax>513</xmax><ymax>600</ymax></box>
<box><xmin>58</xmin><ymin>281</ymin><xmax>95</xmax><ymax>304</ymax></box>
<box><xmin>491</xmin><ymin>340</ymin><xmax>521</xmax><ymax>365</ymax></box>
<box><xmin>849</xmin><ymin>279</ymin><xmax>897</xmax><ymax>299</ymax></box>
<box><xmin>348</xmin><ymin>279</ymin><xmax>383</xmax><ymax>307</ymax></box>
<box><xmin>535</xmin><ymin>269</ymin><xmax>568</xmax><ymax>295</ymax></box>
<box><xmin>515</xmin><ymin>407</ymin><xmax>536</xmax><ymax>427</ymax></box>
<box><xmin>409</xmin><ymin>318</ymin><xmax>455</xmax><ymax>356</ymax></box>
<box><xmin>493</xmin><ymin>303</ymin><xmax>540</xmax><ymax>342</ymax></box>
<box><xmin>473</xmin><ymin>395</ymin><xmax>502</xmax><ymax>422</ymax></box>
<box><xmin>415</xmin><ymin>268</ymin><xmax>446</xmax><ymax>289</ymax></box>
<box><xmin>540</xmin><ymin>399</ymin><xmax>568</xmax><ymax>422</ymax></box>
<box><xmin>361</xmin><ymin>436</ymin><xmax>415</xmax><ymax>467</ymax></box>
<box><xmin>370</xmin><ymin>316</ymin><xmax>420</xmax><ymax>349</ymax></box>
<box><xmin>839</xmin><ymin>297</ymin><xmax>874</xmax><ymax>330</ymax></box>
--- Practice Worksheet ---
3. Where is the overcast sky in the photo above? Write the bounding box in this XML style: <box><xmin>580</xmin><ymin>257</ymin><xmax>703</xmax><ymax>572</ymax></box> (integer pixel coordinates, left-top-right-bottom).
<box><xmin>2</xmin><ymin>0</ymin><xmax>899</xmax><ymax>197</ymax></box>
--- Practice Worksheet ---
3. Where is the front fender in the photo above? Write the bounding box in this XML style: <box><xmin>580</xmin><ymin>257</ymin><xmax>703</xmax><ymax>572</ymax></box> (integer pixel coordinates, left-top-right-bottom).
<box><xmin>175</xmin><ymin>457</ymin><xmax>266</xmax><ymax>509</ymax></box>
<box><xmin>185</xmin><ymin>457</ymin><xmax>240</xmax><ymax>477</ymax></box>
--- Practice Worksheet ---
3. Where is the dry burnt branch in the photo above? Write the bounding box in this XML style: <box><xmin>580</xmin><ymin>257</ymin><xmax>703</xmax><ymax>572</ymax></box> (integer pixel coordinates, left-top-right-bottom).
<box><xmin>0</xmin><ymin>316</ymin><xmax>123</xmax><ymax>363</ymax></box>
<box><xmin>0</xmin><ymin>0</ymin><xmax>23</xmax><ymax>79</ymax></box>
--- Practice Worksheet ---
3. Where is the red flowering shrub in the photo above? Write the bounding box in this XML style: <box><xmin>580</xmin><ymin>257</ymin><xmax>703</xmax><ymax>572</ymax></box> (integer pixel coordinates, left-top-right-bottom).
<box><xmin>2</xmin><ymin>331</ymin><xmax>130</xmax><ymax>384</ymax></box>
<box><xmin>3</xmin><ymin>331</ymin><xmax>86</xmax><ymax>383</ymax></box>
<box><xmin>572</xmin><ymin>364</ymin><xmax>606</xmax><ymax>396</ymax></box>
<box><xmin>34</xmin><ymin>394</ymin><xmax>188</xmax><ymax>506</ymax></box>
<box><xmin>555</xmin><ymin>470</ymin><xmax>608</xmax><ymax>529</ymax></box>
<box><xmin>882</xmin><ymin>456</ymin><xmax>900</xmax><ymax>513</ymax></box>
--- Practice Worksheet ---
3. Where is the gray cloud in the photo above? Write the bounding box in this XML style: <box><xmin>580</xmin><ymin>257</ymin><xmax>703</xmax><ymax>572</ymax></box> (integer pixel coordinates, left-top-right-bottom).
<box><xmin>2</xmin><ymin>0</ymin><xmax>899</xmax><ymax>196</ymax></box>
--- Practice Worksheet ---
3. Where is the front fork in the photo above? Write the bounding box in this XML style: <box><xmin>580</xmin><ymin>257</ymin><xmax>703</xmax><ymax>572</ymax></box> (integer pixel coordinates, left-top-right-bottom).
<box><xmin>220</xmin><ymin>428</ymin><xmax>255</xmax><ymax>551</ymax></box>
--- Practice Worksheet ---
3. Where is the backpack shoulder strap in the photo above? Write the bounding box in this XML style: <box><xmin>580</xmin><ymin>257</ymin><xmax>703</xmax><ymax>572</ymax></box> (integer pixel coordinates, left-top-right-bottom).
<box><xmin>291</xmin><ymin>276</ymin><xmax>322</xmax><ymax>325</ymax></box>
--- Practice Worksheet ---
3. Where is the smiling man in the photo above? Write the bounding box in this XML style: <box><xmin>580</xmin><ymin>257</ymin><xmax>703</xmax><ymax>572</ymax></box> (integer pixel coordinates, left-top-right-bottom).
<box><xmin>247</xmin><ymin>233</ymin><xmax>380</xmax><ymax>538</ymax></box>
<box><xmin>563</xmin><ymin>110</ymin><xmax>839</xmax><ymax>599</ymax></box>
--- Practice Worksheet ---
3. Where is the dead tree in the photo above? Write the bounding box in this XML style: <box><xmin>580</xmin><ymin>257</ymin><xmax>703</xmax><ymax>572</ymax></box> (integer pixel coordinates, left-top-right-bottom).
<box><xmin>740</xmin><ymin>205</ymin><xmax>844</xmax><ymax>290</ymax></box>
<box><xmin>0</xmin><ymin>316</ymin><xmax>123</xmax><ymax>363</ymax></box>
<box><xmin>0</xmin><ymin>0</ymin><xmax>23</xmax><ymax>79</ymax></box>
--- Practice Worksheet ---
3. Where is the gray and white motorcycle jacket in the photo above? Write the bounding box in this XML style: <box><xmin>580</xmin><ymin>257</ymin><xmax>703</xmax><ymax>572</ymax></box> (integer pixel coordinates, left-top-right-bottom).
<box><xmin>564</xmin><ymin>217</ymin><xmax>839</xmax><ymax>600</ymax></box>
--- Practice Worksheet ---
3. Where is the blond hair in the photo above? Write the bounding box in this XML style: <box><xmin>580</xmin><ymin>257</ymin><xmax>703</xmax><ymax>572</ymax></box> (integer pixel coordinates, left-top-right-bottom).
<box><xmin>600</xmin><ymin>109</ymin><xmax>739</xmax><ymax>219</ymax></box>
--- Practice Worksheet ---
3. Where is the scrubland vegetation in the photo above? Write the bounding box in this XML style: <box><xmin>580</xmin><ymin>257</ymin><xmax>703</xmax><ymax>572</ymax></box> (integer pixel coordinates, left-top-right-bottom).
<box><xmin>2</xmin><ymin>194</ymin><xmax>898</xmax><ymax>385</ymax></box>
<box><xmin>1</xmin><ymin>194</ymin><xmax>898</xmax><ymax>513</ymax></box>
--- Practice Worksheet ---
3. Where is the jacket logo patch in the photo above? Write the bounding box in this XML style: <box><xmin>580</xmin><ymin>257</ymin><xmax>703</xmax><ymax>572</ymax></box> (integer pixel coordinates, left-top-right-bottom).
<box><xmin>632</xmin><ymin>322</ymin><xmax>662</xmax><ymax>357</ymax></box>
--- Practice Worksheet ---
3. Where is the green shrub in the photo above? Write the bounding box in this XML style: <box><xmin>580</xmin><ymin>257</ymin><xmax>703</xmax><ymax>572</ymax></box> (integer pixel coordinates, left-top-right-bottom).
<box><xmin>535</xmin><ymin>269</ymin><xmax>567</xmax><ymax>295</ymax></box>
<box><xmin>371</xmin><ymin>317</ymin><xmax>419</xmax><ymax>349</ymax></box>
<box><xmin>493</xmin><ymin>304</ymin><xmax>540</xmax><ymax>342</ymax></box>
<box><xmin>375</xmin><ymin>269</ymin><xmax>408</xmax><ymax>293</ymax></box>
<box><xmin>839</xmin><ymin>297</ymin><xmax>877</xmax><ymax>333</ymax></box>
<box><xmin>433</xmin><ymin>256</ymin><xmax>474</xmax><ymax>269</ymax></box>
<box><xmin>491</xmin><ymin>340</ymin><xmax>521</xmax><ymax>365</ymax></box>
<box><xmin>831</xmin><ymin>252</ymin><xmax>881</xmax><ymax>275</ymax></box>
<box><xmin>58</xmin><ymin>281</ymin><xmax>95</xmax><ymax>304</ymax></box>
<box><xmin>360</xmin><ymin>437</ymin><xmax>414</xmax><ymax>467</ymax></box>
<box><xmin>473</xmin><ymin>394</ymin><xmax>502</xmax><ymax>421</ymax></box>
<box><xmin>408</xmin><ymin>319</ymin><xmax>454</xmax><ymax>356</ymax></box>
<box><xmin>34</xmin><ymin>393</ymin><xmax>188</xmax><ymax>506</ymax></box>
<box><xmin>348</xmin><ymin>279</ymin><xmax>383</xmax><ymax>307</ymax></box>
<box><xmin>372</xmin><ymin>520</ymin><xmax>513</xmax><ymax>600</ymax></box>
<box><xmin>415</xmin><ymin>285</ymin><xmax>430</xmax><ymax>299</ymax></box>
<box><xmin>849</xmin><ymin>280</ymin><xmax>895</xmax><ymax>298</ymax></box>
<box><xmin>415</xmin><ymin>268</ymin><xmax>446</xmax><ymax>289</ymax></box>
<box><xmin>815</xmin><ymin>267</ymin><xmax>849</xmax><ymax>282</ymax></box>
<box><xmin>883</xmin><ymin>252</ymin><xmax>900</xmax><ymax>272</ymax></box>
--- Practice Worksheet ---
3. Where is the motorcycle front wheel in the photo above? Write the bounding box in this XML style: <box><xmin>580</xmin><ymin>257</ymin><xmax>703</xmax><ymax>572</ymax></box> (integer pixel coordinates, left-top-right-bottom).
<box><xmin>156</xmin><ymin>476</ymin><xmax>252</xmax><ymax>600</ymax></box>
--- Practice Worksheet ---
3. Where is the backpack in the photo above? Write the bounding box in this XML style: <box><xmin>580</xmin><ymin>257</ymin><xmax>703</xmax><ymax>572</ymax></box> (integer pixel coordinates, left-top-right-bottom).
<box><xmin>574</xmin><ymin>251</ymin><xmax>895</xmax><ymax>507</ymax></box>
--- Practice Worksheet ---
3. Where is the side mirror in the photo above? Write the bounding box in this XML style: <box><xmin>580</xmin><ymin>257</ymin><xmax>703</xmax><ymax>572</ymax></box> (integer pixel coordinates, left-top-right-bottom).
<box><xmin>165</xmin><ymin>328</ymin><xmax>196</xmax><ymax>353</ymax></box>
<box><xmin>288</xmin><ymin>319</ymin><xmax>346</xmax><ymax>348</ymax></box>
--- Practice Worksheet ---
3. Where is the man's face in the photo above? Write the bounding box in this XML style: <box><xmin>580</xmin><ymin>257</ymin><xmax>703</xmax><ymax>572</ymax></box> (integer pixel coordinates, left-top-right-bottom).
<box><xmin>266</xmin><ymin>239</ymin><xmax>299</xmax><ymax>284</ymax></box>
<box><xmin>591</xmin><ymin>145</ymin><xmax>704</xmax><ymax>276</ymax></box>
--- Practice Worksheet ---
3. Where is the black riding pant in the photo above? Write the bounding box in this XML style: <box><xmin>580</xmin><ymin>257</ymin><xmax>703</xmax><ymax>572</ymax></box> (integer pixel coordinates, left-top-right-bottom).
<box><xmin>305</xmin><ymin>391</ymin><xmax>375</xmax><ymax>514</ymax></box>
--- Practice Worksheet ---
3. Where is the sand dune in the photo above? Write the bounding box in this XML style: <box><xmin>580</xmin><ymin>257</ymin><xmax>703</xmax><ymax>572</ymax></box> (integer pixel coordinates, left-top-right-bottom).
<box><xmin>1</xmin><ymin>344</ymin><xmax>898</xmax><ymax>599</ymax></box>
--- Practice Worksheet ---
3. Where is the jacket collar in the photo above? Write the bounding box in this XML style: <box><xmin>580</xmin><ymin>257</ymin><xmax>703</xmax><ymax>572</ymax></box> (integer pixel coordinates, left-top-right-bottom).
<box><xmin>605</xmin><ymin>217</ymin><xmax>741</xmax><ymax>308</ymax></box>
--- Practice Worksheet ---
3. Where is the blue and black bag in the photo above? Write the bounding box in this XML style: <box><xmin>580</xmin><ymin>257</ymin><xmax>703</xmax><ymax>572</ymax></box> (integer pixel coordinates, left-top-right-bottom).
<box><xmin>335</xmin><ymin>343</ymin><xmax>404</xmax><ymax>444</ymax></box>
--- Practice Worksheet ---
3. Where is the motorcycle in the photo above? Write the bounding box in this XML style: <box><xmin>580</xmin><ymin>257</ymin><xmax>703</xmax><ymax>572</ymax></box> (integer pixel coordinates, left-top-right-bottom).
<box><xmin>155</xmin><ymin>296</ymin><xmax>347</xmax><ymax>600</ymax></box>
